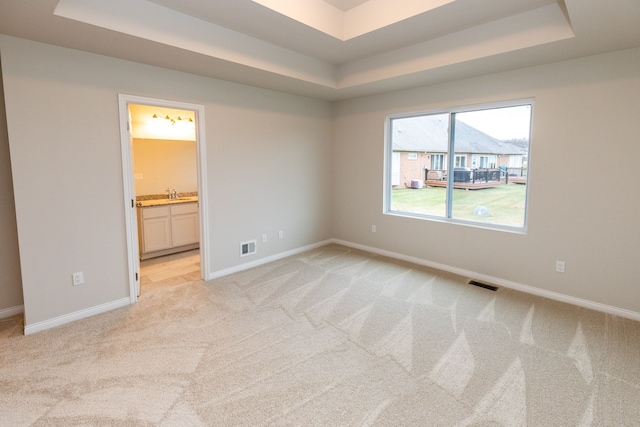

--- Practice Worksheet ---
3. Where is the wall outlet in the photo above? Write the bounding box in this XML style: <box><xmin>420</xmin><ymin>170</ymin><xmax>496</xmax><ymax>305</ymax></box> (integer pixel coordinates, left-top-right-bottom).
<box><xmin>278</xmin><ymin>230</ymin><xmax>284</xmax><ymax>239</ymax></box>
<box><xmin>262</xmin><ymin>233</ymin><xmax>268</xmax><ymax>243</ymax></box>
<box><xmin>371</xmin><ymin>225</ymin><xmax>377</xmax><ymax>233</ymax></box>
<box><xmin>72</xmin><ymin>272</ymin><xmax>84</xmax><ymax>286</ymax></box>
<box><xmin>555</xmin><ymin>261</ymin><xmax>565</xmax><ymax>273</ymax></box>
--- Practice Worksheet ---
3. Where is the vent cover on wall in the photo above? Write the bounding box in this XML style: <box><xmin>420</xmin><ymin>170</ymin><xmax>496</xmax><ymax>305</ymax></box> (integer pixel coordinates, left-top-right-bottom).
<box><xmin>240</xmin><ymin>240</ymin><xmax>257</xmax><ymax>257</ymax></box>
<box><xmin>468</xmin><ymin>280</ymin><xmax>499</xmax><ymax>291</ymax></box>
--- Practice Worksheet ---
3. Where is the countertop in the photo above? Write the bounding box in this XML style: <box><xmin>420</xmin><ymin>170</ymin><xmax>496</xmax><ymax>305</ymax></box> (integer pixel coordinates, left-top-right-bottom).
<box><xmin>136</xmin><ymin>196</ymin><xmax>198</xmax><ymax>207</ymax></box>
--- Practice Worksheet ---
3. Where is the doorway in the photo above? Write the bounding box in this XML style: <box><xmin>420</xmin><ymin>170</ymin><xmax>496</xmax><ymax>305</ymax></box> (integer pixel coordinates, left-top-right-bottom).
<box><xmin>118</xmin><ymin>95</ymin><xmax>209</xmax><ymax>303</ymax></box>
<box><xmin>139</xmin><ymin>249</ymin><xmax>201</xmax><ymax>293</ymax></box>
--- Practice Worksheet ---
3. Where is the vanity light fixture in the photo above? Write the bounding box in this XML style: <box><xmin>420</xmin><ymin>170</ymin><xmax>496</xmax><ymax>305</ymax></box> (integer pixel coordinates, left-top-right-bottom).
<box><xmin>152</xmin><ymin>114</ymin><xmax>194</xmax><ymax>125</ymax></box>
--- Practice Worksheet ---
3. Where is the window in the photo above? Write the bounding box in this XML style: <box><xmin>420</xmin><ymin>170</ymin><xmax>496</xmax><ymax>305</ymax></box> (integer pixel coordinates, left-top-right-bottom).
<box><xmin>387</xmin><ymin>100</ymin><xmax>532</xmax><ymax>230</ymax></box>
<box><xmin>407</xmin><ymin>152</ymin><xmax>418</xmax><ymax>160</ymax></box>
<box><xmin>431</xmin><ymin>154</ymin><xmax>444</xmax><ymax>170</ymax></box>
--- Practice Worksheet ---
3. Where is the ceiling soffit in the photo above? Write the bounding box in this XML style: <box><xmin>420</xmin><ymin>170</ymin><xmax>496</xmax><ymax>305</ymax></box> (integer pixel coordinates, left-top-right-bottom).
<box><xmin>2</xmin><ymin>0</ymin><xmax>640</xmax><ymax>100</ymax></box>
<box><xmin>54</xmin><ymin>0</ymin><xmax>574</xmax><ymax>92</ymax></box>
<box><xmin>146</xmin><ymin>0</ymin><xmax>558</xmax><ymax>65</ymax></box>
<box><xmin>337</xmin><ymin>4</ymin><xmax>574</xmax><ymax>88</ymax></box>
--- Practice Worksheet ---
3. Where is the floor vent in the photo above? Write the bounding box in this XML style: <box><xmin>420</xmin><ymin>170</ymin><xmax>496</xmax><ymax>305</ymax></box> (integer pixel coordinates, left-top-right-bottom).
<box><xmin>468</xmin><ymin>280</ymin><xmax>499</xmax><ymax>291</ymax></box>
<box><xmin>240</xmin><ymin>240</ymin><xmax>257</xmax><ymax>257</ymax></box>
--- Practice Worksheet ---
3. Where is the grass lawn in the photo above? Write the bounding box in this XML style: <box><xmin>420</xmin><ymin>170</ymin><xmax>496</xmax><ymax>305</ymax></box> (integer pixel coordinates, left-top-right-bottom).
<box><xmin>391</xmin><ymin>184</ymin><xmax>527</xmax><ymax>226</ymax></box>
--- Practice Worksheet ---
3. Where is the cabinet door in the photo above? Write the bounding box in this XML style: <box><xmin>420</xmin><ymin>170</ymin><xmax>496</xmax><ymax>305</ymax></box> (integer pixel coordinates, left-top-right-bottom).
<box><xmin>142</xmin><ymin>217</ymin><xmax>172</xmax><ymax>252</ymax></box>
<box><xmin>171</xmin><ymin>213</ymin><xmax>199</xmax><ymax>247</ymax></box>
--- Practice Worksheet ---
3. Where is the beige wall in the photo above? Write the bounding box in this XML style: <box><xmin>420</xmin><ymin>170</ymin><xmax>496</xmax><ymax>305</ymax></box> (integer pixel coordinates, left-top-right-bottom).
<box><xmin>0</xmin><ymin>36</ymin><xmax>333</xmax><ymax>327</ymax></box>
<box><xmin>0</xmin><ymin>55</ymin><xmax>23</xmax><ymax>314</ymax></box>
<box><xmin>333</xmin><ymin>47</ymin><xmax>640</xmax><ymax>314</ymax></box>
<box><xmin>133</xmin><ymin>138</ymin><xmax>197</xmax><ymax>196</ymax></box>
<box><xmin>2</xmin><ymin>33</ymin><xmax>639</xmax><ymax>329</ymax></box>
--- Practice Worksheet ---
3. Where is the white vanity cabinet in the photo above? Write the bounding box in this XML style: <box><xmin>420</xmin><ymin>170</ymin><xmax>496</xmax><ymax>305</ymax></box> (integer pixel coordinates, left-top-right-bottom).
<box><xmin>140</xmin><ymin>206</ymin><xmax>172</xmax><ymax>253</ymax></box>
<box><xmin>138</xmin><ymin>202</ymin><xmax>199</xmax><ymax>259</ymax></box>
<box><xmin>169</xmin><ymin>202</ymin><xmax>199</xmax><ymax>247</ymax></box>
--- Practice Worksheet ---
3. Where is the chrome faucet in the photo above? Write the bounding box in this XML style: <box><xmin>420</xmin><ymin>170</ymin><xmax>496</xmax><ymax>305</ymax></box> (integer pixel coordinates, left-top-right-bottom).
<box><xmin>166</xmin><ymin>188</ymin><xmax>179</xmax><ymax>199</ymax></box>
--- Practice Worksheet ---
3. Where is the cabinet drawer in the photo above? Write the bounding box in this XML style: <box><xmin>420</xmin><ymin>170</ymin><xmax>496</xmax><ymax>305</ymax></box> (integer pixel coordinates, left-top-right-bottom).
<box><xmin>142</xmin><ymin>205</ymin><xmax>170</xmax><ymax>219</ymax></box>
<box><xmin>171</xmin><ymin>202</ymin><xmax>198</xmax><ymax>215</ymax></box>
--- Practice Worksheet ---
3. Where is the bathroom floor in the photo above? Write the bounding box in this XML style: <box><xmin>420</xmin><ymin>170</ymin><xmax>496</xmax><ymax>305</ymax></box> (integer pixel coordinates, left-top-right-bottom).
<box><xmin>139</xmin><ymin>249</ymin><xmax>201</xmax><ymax>293</ymax></box>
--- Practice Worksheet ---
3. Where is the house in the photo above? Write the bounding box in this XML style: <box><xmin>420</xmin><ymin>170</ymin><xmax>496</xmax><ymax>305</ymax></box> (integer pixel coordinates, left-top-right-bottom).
<box><xmin>391</xmin><ymin>115</ymin><xmax>527</xmax><ymax>187</ymax></box>
<box><xmin>0</xmin><ymin>0</ymin><xmax>639</xmax><ymax>339</ymax></box>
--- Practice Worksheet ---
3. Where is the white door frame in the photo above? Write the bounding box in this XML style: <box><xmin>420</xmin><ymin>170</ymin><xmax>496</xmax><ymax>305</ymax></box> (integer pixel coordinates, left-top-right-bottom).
<box><xmin>118</xmin><ymin>94</ymin><xmax>209</xmax><ymax>303</ymax></box>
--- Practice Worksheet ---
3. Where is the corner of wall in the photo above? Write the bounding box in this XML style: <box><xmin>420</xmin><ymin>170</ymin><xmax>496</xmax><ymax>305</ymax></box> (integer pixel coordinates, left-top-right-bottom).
<box><xmin>0</xmin><ymin>52</ymin><xmax>24</xmax><ymax>312</ymax></box>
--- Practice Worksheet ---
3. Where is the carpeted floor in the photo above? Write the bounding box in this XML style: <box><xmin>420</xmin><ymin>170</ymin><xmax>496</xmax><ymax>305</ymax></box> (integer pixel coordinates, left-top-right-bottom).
<box><xmin>1</xmin><ymin>244</ymin><xmax>639</xmax><ymax>426</ymax></box>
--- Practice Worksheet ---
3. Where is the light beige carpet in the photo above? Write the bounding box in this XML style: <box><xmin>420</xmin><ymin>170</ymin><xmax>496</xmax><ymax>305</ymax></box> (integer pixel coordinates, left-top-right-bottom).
<box><xmin>1</xmin><ymin>244</ymin><xmax>639</xmax><ymax>426</ymax></box>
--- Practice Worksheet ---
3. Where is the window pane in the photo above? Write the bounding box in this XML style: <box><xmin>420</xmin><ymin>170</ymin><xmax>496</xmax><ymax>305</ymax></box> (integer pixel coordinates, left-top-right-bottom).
<box><xmin>451</xmin><ymin>105</ymin><xmax>531</xmax><ymax>227</ymax></box>
<box><xmin>455</xmin><ymin>155</ymin><xmax>466</xmax><ymax>168</ymax></box>
<box><xmin>390</xmin><ymin>113</ymin><xmax>449</xmax><ymax>217</ymax></box>
<box><xmin>387</xmin><ymin>101</ymin><xmax>532</xmax><ymax>230</ymax></box>
<box><xmin>431</xmin><ymin>154</ymin><xmax>444</xmax><ymax>170</ymax></box>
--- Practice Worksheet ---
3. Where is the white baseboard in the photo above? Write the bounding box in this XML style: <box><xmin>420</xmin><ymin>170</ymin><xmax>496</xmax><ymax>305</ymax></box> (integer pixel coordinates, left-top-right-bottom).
<box><xmin>207</xmin><ymin>237</ymin><xmax>640</xmax><ymax>321</ymax></box>
<box><xmin>331</xmin><ymin>239</ymin><xmax>640</xmax><ymax>322</ymax></box>
<box><xmin>0</xmin><ymin>305</ymin><xmax>24</xmax><ymax>319</ymax></box>
<box><xmin>18</xmin><ymin>239</ymin><xmax>640</xmax><ymax>334</ymax></box>
<box><xmin>208</xmin><ymin>239</ymin><xmax>333</xmax><ymax>280</ymax></box>
<box><xmin>24</xmin><ymin>297</ymin><xmax>131</xmax><ymax>335</ymax></box>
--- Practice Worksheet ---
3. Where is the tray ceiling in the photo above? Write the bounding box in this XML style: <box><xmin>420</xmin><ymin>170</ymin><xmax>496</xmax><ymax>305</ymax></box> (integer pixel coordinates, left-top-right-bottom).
<box><xmin>0</xmin><ymin>0</ymin><xmax>639</xmax><ymax>100</ymax></box>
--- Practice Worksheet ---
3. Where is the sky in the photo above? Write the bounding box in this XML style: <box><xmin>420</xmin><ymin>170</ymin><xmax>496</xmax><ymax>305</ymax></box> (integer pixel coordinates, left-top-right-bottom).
<box><xmin>456</xmin><ymin>105</ymin><xmax>531</xmax><ymax>140</ymax></box>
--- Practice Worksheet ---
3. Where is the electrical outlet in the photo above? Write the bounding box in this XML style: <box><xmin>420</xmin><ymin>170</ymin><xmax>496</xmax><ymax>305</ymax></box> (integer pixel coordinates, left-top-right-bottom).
<box><xmin>278</xmin><ymin>230</ymin><xmax>284</xmax><ymax>239</ymax></box>
<box><xmin>262</xmin><ymin>233</ymin><xmax>268</xmax><ymax>243</ymax></box>
<box><xmin>555</xmin><ymin>261</ymin><xmax>565</xmax><ymax>273</ymax></box>
<box><xmin>72</xmin><ymin>272</ymin><xmax>84</xmax><ymax>286</ymax></box>
<box><xmin>371</xmin><ymin>225</ymin><xmax>377</xmax><ymax>233</ymax></box>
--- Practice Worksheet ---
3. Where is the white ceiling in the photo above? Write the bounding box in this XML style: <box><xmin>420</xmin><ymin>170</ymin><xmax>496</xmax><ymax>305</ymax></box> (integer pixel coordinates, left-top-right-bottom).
<box><xmin>0</xmin><ymin>0</ymin><xmax>639</xmax><ymax>101</ymax></box>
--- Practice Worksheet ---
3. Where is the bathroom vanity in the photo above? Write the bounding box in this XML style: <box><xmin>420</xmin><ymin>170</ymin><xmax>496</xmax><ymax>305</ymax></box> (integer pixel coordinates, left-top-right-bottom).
<box><xmin>137</xmin><ymin>197</ymin><xmax>199</xmax><ymax>260</ymax></box>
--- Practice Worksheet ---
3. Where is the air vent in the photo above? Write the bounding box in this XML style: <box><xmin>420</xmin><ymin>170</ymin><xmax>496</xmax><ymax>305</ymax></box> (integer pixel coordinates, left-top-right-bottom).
<box><xmin>468</xmin><ymin>280</ymin><xmax>499</xmax><ymax>291</ymax></box>
<box><xmin>240</xmin><ymin>240</ymin><xmax>257</xmax><ymax>257</ymax></box>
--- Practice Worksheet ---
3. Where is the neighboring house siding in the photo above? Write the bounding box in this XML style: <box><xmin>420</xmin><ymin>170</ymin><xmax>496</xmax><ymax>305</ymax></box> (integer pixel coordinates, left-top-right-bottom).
<box><xmin>396</xmin><ymin>152</ymin><xmax>427</xmax><ymax>186</ymax></box>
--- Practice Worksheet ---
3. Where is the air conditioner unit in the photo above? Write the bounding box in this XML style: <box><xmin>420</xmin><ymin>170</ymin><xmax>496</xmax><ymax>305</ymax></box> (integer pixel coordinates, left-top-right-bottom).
<box><xmin>410</xmin><ymin>179</ymin><xmax>423</xmax><ymax>189</ymax></box>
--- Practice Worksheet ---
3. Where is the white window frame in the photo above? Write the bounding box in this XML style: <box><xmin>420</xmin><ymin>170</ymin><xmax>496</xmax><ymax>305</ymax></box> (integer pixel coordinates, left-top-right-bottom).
<box><xmin>407</xmin><ymin>152</ymin><xmax>418</xmax><ymax>160</ymax></box>
<box><xmin>455</xmin><ymin>155</ymin><xmax>466</xmax><ymax>168</ymax></box>
<box><xmin>384</xmin><ymin>99</ymin><xmax>533</xmax><ymax>233</ymax></box>
<box><xmin>431</xmin><ymin>154</ymin><xmax>444</xmax><ymax>170</ymax></box>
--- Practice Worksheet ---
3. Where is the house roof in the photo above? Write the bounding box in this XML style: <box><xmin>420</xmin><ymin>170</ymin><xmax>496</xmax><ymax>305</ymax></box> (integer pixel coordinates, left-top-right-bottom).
<box><xmin>392</xmin><ymin>115</ymin><xmax>526</xmax><ymax>155</ymax></box>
